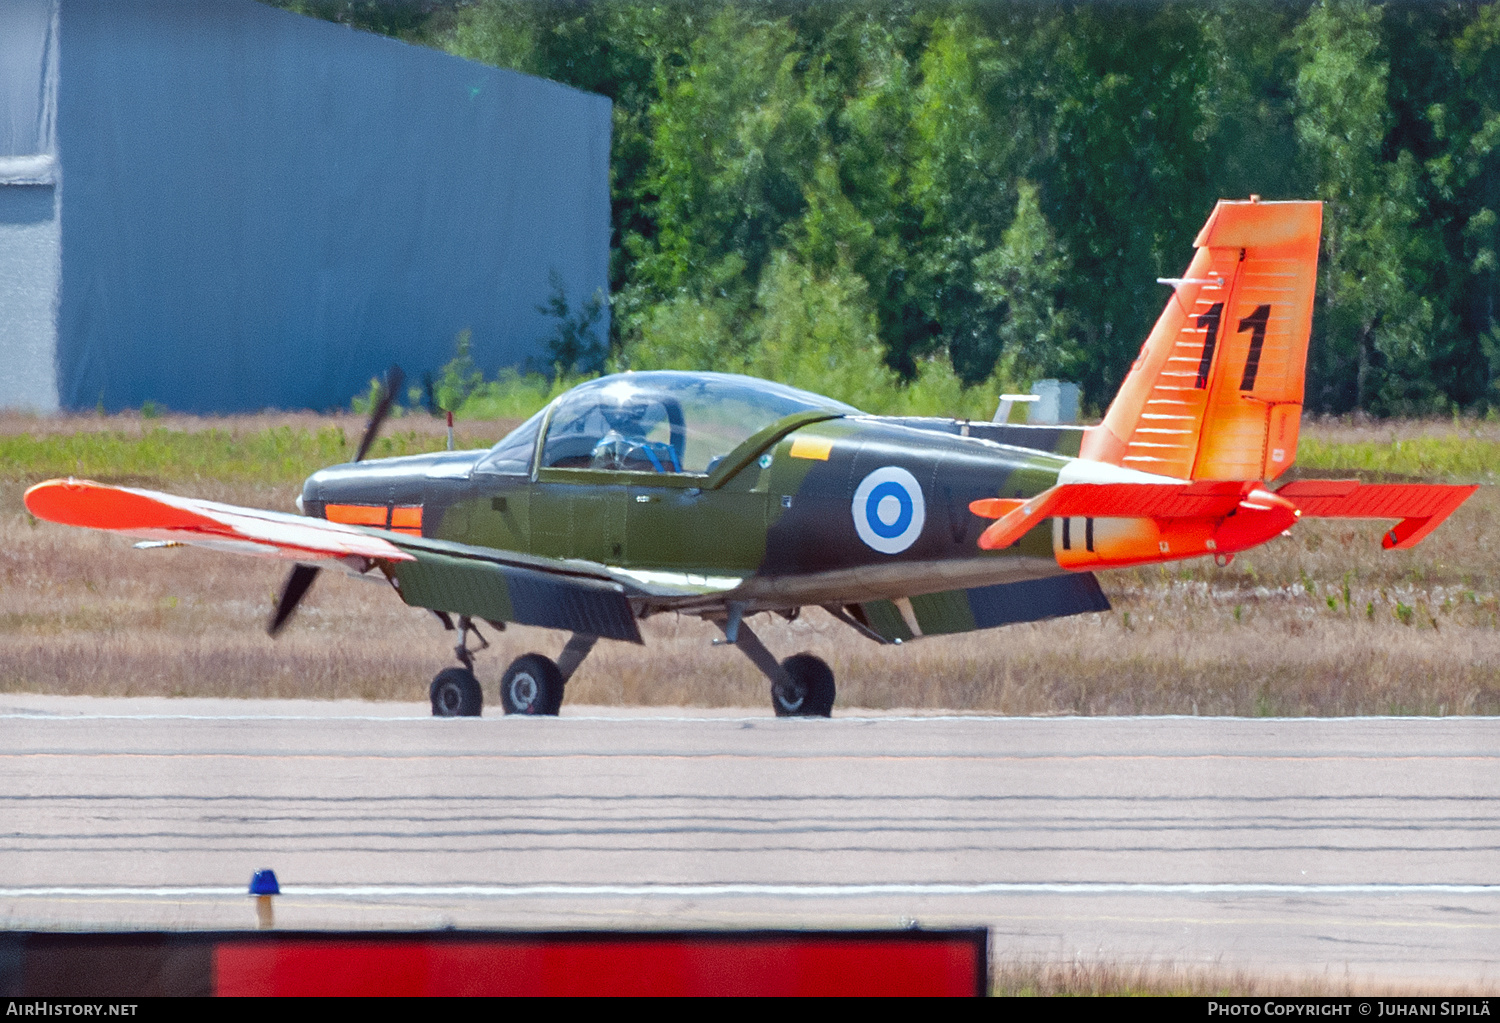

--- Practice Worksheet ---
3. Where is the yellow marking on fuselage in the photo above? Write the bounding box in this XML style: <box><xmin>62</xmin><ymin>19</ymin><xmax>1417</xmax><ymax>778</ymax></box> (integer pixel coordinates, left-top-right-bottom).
<box><xmin>789</xmin><ymin>435</ymin><xmax>834</xmax><ymax>461</ymax></box>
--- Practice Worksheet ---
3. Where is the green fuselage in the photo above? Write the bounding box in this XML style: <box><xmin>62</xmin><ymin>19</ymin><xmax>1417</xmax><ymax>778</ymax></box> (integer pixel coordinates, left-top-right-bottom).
<box><xmin>302</xmin><ymin>414</ymin><xmax>1084</xmax><ymax>616</ymax></box>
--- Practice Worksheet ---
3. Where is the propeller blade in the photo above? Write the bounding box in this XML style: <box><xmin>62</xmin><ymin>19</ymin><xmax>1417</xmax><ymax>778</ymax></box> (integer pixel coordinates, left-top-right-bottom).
<box><xmin>268</xmin><ymin>563</ymin><xmax>320</xmax><ymax>636</ymax></box>
<box><xmin>353</xmin><ymin>364</ymin><xmax>405</xmax><ymax>463</ymax></box>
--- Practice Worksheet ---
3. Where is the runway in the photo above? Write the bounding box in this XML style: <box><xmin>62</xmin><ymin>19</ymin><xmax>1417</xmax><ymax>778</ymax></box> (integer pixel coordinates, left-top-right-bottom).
<box><xmin>3</xmin><ymin>695</ymin><xmax>1498</xmax><ymax>985</ymax></box>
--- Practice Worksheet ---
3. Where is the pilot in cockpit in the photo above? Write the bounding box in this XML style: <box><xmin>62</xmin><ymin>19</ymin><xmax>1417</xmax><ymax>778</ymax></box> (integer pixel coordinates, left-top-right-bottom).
<box><xmin>589</xmin><ymin>386</ymin><xmax>683</xmax><ymax>473</ymax></box>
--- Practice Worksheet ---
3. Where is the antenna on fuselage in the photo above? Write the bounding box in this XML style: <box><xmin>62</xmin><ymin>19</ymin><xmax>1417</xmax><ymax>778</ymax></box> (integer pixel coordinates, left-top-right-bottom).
<box><xmin>992</xmin><ymin>393</ymin><xmax>1039</xmax><ymax>424</ymax></box>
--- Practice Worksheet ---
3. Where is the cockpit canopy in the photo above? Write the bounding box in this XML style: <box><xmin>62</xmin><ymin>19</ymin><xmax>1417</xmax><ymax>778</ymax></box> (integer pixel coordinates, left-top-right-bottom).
<box><xmin>474</xmin><ymin>371</ymin><xmax>858</xmax><ymax>476</ymax></box>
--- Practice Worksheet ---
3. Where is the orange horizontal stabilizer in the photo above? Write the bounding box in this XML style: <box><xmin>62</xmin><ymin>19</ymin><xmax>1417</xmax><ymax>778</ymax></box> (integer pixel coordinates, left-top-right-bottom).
<box><xmin>973</xmin><ymin>489</ymin><xmax>1061</xmax><ymax>550</ymax></box>
<box><xmin>23</xmin><ymin>478</ymin><xmax>415</xmax><ymax>562</ymax></box>
<box><xmin>968</xmin><ymin>498</ymin><xmax>1027</xmax><ymax>519</ymax></box>
<box><xmin>973</xmin><ymin>481</ymin><xmax>1264</xmax><ymax>550</ymax></box>
<box><xmin>1276</xmin><ymin>479</ymin><xmax>1477</xmax><ymax>549</ymax></box>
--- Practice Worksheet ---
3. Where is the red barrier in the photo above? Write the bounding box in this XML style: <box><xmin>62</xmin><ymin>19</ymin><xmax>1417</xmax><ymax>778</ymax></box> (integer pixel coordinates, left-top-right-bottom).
<box><xmin>214</xmin><ymin>933</ymin><xmax>986</xmax><ymax>997</ymax></box>
<box><xmin>4</xmin><ymin>930</ymin><xmax>988</xmax><ymax>997</ymax></box>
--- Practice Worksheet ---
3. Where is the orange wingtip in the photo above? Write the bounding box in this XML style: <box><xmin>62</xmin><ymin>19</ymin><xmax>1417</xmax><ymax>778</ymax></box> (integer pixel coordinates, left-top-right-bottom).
<box><xmin>25</xmin><ymin>477</ymin><xmax>221</xmax><ymax>532</ymax></box>
<box><xmin>24</xmin><ymin>478</ymin><xmax>415</xmax><ymax>562</ymax></box>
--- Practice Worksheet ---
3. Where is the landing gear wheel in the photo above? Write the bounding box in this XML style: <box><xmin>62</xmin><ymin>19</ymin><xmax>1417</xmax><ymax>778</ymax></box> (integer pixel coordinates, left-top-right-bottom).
<box><xmin>500</xmin><ymin>654</ymin><xmax>564</xmax><ymax>716</ymax></box>
<box><xmin>773</xmin><ymin>653</ymin><xmax>835</xmax><ymax>718</ymax></box>
<box><xmin>430</xmin><ymin>667</ymin><xmax>483</xmax><ymax>717</ymax></box>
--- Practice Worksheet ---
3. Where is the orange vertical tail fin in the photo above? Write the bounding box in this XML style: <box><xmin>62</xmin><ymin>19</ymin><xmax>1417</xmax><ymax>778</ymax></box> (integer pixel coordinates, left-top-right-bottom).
<box><xmin>1080</xmin><ymin>198</ymin><xmax>1323</xmax><ymax>481</ymax></box>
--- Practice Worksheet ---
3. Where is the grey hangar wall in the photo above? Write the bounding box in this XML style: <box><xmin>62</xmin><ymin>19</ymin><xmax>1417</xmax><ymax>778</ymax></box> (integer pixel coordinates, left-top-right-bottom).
<box><xmin>0</xmin><ymin>0</ymin><xmax>611</xmax><ymax>413</ymax></box>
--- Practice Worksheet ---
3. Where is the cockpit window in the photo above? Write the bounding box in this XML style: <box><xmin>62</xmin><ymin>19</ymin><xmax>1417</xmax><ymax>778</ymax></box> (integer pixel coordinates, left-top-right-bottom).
<box><xmin>473</xmin><ymin>406</ymin><xmax>545</xmax><ymax>475</ymax></box>
<box><xmin>540</xmin><ymin>372</ymin><xmax>857</xmax><ymax>474</ymax></box>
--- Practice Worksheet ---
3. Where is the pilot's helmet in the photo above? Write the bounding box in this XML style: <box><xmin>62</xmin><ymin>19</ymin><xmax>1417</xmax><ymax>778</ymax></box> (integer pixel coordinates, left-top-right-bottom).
<box><xmin>597</xmin><ymin>383</ymin><xmax>656</xmax><ymax>435</ymax></box>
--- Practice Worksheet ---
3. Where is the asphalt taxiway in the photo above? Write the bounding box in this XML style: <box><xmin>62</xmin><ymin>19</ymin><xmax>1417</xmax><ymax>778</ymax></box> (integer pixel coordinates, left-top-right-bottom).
<box><xmin>2</xmin><ymin>695</ymin><xmax>1497</xmax><ymax>984</ymax></box>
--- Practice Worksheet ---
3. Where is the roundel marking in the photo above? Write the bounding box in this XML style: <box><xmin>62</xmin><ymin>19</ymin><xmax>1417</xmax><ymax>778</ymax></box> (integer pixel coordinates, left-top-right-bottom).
<box><xmin>852</xmin><ymin>466</ymin><xmax>926</xmax><ymax>554</ymax></box>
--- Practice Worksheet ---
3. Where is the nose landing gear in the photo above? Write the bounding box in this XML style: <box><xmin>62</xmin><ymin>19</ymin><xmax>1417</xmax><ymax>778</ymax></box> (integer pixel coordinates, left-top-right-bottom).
<box><xmin>428</xmin><ymin>615</ymin><xmax>600</xmax><ymax>719</ymax></box>
<box><xmin>430</xmin><ymin>666</ymin><xmax>482</xmax><ymax>717</ymax></box>
<box><xmin>429</xmin><ymin>614</ymin><xmax>489</xmax><ymax>718</ymax></box>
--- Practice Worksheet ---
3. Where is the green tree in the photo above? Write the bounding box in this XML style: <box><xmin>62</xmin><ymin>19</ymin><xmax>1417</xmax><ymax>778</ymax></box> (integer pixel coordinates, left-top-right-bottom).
<box><xmin>974</xmin><ymin>180</ymin><xmax>1077</xmax><ymax>387</ymax></box>
<box><xmin>1294</xmin><ymin>0</ymin><xmax>1435</xmax><ymax>413</ymax></box>
<box><xmin>1036</xmin><ymin>2</ymin><xmax>1246</xmax><ymax>406</ymax></box>
<box><xmin>1423</xmin><ymin>2</ymin><xmax>1500</xmax><ymax>407</ymax></box>
<box><xmin>747</xmin><ymin>250</ymin><xmax>897</xmax><ymax>410</ymax></box>
<box><xmin>283</xmin><ymin>1</ymin><xmax>1500</xmax><ymax>418</ymax></box>
<box><xmin>625</xmin><ymin>8</ymin><xmax>823</xmax><ymax>318</ymax></box>
<box><xmin>537</xmin><ymin>271</ymin><xmax>608</xmax><ymax>375</ymax></box>
<box><xmin>903</xmin><ymin>14</ymin><xmax>1023</xmax><ymax>382</ymax></box>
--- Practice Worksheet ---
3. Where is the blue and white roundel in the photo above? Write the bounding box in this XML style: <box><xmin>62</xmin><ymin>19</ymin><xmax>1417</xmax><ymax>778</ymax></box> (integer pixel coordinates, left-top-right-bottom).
<box><xmin>852</xmin><ymin>466</ymin><xmax>926</xmax><ymax>554</ymax></box>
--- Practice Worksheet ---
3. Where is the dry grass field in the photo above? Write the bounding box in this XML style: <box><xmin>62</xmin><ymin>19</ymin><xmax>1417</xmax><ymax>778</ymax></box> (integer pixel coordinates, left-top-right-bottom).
<box><xmin>989</xmin><ymin>959</ymin><xmax>1495</xmax><ymax>996</ymax></box>
<box><xmin>2</xmin><ymin>410</ymin><xmax>1497</xmax><ymax>715</ymax></box>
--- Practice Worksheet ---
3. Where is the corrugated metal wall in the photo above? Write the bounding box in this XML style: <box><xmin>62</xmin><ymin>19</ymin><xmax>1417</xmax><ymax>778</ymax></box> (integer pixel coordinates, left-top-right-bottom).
<box><xmin>0</xmin><ymin>0</ymin><xmax>60</xmax><ymax>413</ymax></box>
<box><xmin>21</xmin><ymin>0</ymin><xmax>610</xmax><ymax>413</ymax></box>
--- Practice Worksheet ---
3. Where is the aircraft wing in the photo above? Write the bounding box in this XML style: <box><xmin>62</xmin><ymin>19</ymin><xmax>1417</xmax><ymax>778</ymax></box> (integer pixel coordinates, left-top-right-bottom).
<box><xmin>24</xmin><ymin>478</ymin><xmax>416</xmax><ymax>562</ymax></box>
<box><xmin>24</xmin><ymin>478</ymin><xmax>646</xmax><ymax>643</ymax></box>
<box><xmin>382</xmin><ymin>535</ymin><xmax>644</xmax><ymax>643</ymax></box>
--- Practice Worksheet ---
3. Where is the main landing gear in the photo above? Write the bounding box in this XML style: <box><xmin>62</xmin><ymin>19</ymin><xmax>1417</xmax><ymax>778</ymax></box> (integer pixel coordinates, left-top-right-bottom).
<box><xmin>714</xmin><ymin>605</ymin><xmax>836</xmax><ymax>718</ymax></box>
<box><xmin>499</xmin><ymin>633</ymin><xmax>597</xmax><ymax>716</ymax></box>
<box><xmin>428</xmin><ymin>614</ymin><xmax>599</xmax><ymax>719</ymax></box>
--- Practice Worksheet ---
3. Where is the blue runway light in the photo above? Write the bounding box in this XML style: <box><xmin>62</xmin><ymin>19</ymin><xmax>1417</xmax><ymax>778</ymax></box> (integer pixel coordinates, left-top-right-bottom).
<box><xmin>249</xmin><ymin>869</ymin><xmax>280</xmax><ymax>896</ymax></box>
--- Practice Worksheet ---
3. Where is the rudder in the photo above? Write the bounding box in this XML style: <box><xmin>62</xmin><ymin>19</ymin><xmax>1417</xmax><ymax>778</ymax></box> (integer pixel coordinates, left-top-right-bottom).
<box><xmin>1080</xmin><ymin>198</ymin><xmax>1322</xmax><ymax>481</ymax></box>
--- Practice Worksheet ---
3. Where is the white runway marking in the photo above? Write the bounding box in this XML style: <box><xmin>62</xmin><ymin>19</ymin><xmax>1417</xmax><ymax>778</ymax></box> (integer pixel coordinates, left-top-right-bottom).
<box><xmin>4</xmin><ymin>882</ymin><xmax>1500</xmax><ymax>899</ymax></box>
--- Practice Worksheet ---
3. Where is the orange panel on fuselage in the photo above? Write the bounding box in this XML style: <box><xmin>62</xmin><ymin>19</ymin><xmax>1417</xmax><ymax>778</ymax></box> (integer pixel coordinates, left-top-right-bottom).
<box><xmin>1052</xmin><ymin>515</ymin><xmax>1218</xmax><ymax>570</ymax></box>
<box><xmin>325</xmin><ymin>503</ymin><xmax>423</xmax><ymax>536</ymax></box>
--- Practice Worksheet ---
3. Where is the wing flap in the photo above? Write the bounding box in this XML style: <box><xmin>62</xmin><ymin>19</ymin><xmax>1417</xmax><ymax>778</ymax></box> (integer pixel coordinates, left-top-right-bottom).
<box><xmin>24</xmin><ymin>479</ymin><xmax>414</xmax><ymax>562</ymax></box>
<box><xmin>392</xmin><ymin>549</ymin><xmax>643</xmax><ymax>644</ymax></box>
<box><xmin>847</xmin><ymin>574</ymin><xmax>1111</xmax><ymax>643</ymax></box>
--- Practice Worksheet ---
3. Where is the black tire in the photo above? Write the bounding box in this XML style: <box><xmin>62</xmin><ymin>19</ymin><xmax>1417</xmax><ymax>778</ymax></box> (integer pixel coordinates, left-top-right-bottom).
<box><xmin>430</xmin><ymin>667</ymin><xmax>483</xmax><ymax>718</ymax></box>
<box><xmin>500</xmin><ymin>654</ymin><xmax>564</xmax><ymax>716</ymax></box>
<box><xmin>773</xmin><ymin>653</ymin><xmax>835</xmax><ymax>718</ymax></box>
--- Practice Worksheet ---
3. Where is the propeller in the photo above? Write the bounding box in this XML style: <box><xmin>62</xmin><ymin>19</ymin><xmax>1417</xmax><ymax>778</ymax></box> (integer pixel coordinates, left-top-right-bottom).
<box><xmin>268</xmin><ymin>563</ymin><xmax>320</xmax><ymax>637</ymax></box>
<box><xmin>267</xmin><ymin>364</ymin><xmax>404</xmax><ymax>636</ymax></box>
<box><xmin>354</xmin><ymin>364</ymin><xmax>405</xmax><ymax>463</ymax></box>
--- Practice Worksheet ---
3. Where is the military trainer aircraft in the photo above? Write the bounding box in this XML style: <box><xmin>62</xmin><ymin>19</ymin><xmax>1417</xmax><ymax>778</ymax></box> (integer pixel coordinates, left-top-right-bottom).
<box><xmin>25</xmin><ymin>198</ymin><xmax>1477</xmax><ymax>718</ymax></box>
